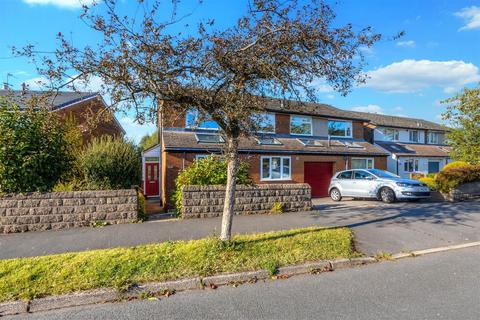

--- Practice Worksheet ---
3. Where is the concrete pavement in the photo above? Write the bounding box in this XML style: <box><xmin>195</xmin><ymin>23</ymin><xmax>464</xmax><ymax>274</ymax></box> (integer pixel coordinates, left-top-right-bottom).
<box><xmin>10</xmin><ymin>245</ymin><xmax>480</xmax><ymax>319</ymax></box>
<box><xmin>1</xmin><ymin>199</ymin><xmax>480</xmax><ymax>259</ymax></box>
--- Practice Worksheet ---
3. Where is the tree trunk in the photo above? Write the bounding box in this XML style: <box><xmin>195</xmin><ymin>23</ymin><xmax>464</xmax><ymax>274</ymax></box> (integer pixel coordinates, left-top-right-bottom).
<box><xmin>220</xmin><ymin>136</ymin><xmax>239</xmax><ymax>241</ymax></box>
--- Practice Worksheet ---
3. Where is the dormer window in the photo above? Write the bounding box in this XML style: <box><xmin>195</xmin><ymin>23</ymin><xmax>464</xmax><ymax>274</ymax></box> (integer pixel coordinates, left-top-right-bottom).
<box><xmin>328</xmin><ymin>120</ymin><xmax>352</xmax><ymax>138</ymax></box>
<box><xmin>383</xmin><ymin>128</ymin><xmax>399</xmax><ymax>141</ymax></box>
<box><xmin>427</xmin><ymin>132</ymin><xmax>442</xmax><ymax>144</ymax></box>
<box><xmin>253</xmin><ymin>113</ymin><xmax>275</xmax><ymax>133</ymax></box>
<box><xmin>409</xmin><ymin>130</ymin><xmax>419</xmax><ymax>143</ymax></box>
<box><xmin>290</xmin><ymin>115</ymin><xmax>312</xmax><ymax>135</ymax></box>
<box><xmin>186</xmin><ymin>109</ymin><xmax>219</xmax><ymax>130</ymax></box>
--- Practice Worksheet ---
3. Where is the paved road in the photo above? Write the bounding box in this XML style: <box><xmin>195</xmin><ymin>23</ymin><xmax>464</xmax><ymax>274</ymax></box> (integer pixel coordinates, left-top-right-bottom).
<box><xmin>10</xmin><ymin>246</ymin><xmax>480</xmax><ymax>319</ymax></box>
<box><xmin>1</xmin><ymin>199</ymin><xmax>480</xmax><ymax>259</ymax></box>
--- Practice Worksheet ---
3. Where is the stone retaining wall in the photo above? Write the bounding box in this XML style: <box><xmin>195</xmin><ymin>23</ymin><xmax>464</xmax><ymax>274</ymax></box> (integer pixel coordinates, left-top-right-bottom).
<box><xmin>181</xmin><ymin>184</ymin><xmax>311</xmax><ymax>218</ymax></box>
<box><xmin>0</xmin><ymin>190</ymin><xmax>138</xmax><ymax>234</ymax></box>
<box><xmin>448</xmin><ymin>181</ymin><xmax>480</xmax><ymax>202</ymax></box>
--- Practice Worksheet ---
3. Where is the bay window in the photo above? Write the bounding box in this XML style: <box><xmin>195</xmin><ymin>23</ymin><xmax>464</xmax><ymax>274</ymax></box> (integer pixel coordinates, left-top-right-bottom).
<box><xmin>261</xmin><ymin>156</ymin><xmax>291</xmax><ymax>180</ymax></box>
<box><xmin>328</xmin><ymin>120</ymin><xmax>352</xmax><ymax>137</ymax></box>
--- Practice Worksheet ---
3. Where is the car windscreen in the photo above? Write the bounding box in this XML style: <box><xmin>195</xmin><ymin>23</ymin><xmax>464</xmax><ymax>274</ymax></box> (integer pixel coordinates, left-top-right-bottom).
<box><xmin>367</xmin><ymin>169</ymin><xmax>399</xmax><ymax>179</ymax></box>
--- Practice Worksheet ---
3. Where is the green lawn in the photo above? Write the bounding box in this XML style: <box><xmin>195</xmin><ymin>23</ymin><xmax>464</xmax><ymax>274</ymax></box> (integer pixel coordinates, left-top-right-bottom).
<box><xmin>0</xmin><ymin>227</ymin><xmax>354</xmax><ymax>302</ymax></box>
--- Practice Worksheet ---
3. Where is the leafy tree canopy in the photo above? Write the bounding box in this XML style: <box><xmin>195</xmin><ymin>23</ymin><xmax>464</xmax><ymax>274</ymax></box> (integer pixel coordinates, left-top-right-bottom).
<box><xmin>0</xmin><ymin>97</ymin><xmax>74</xmax><ymax>193</ymax></box>
<box><xmin>442</xmin><ymin>87</ymin><xmax>480</xmax><ymax>164</ymax></box>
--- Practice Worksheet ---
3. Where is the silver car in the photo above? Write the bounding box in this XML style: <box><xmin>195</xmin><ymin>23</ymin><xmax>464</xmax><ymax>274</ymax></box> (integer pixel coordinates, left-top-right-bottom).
<box><xmin>328</xmin><ymin>169</ymin><xmax>431</xmax><ymax>203</ymax></box>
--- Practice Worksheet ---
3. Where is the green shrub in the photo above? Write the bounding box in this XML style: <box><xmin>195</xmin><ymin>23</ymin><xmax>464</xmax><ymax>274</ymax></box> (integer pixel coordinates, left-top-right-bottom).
<box><xmin>52</xmin><ymin>179</ymin><xmax>88</xmax><ymax>192</ymax></box>
<box><xmin>270</xmin><ymin>202</ymin><xmax>284</xmax><ymax>214</ymax></box>
<box><xmin>419</xmin><ymin>177</ymin><xmax>438</xmax><ymax>191</ymax></box>
<box><xmin>137</xmin><ymin>191</ymin><xmax>147</xmax><ymax>221</ymax></box>
<box><xmin>435</xmin><ymin>163</ymin><xmax>480</xmax><ymax>193</ymax></box>
<box><xmin>0</xmin><ymin>98</ymin><xmax>74</xmax><ymax>193</ymax></box>
<box><xmin>80</xmin><ymin>136</ymin><xmax>141</xmax><ymax>189</ymax></box>
<box><xmin>442</xmin><ymin>161</ymin><xmax>470</xmax><ymax>171</ymax></box>
<box><xmin>173</xmin><ymin>156</ymin><xmax>252</xmax><ymax>215</ymax></box>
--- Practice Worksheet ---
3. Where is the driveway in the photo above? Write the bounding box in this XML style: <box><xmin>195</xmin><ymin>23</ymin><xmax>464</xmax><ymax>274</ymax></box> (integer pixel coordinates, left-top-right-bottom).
<box><xmin>1</xmin><ymin>199</ymin><xmax>480</xmax><ymax>259</ymax></box>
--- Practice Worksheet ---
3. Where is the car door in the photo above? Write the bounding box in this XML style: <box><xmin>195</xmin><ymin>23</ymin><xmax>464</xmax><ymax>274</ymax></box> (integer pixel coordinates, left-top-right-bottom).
<box><xmin>352</xmin><ymin>170</ymin><xmax>376</xmax><ymax>197</ymax></box>
<box><xmin>336</xmin><ymin>170</ymin><xmax>355</xmax><ymax>196</ymax></box>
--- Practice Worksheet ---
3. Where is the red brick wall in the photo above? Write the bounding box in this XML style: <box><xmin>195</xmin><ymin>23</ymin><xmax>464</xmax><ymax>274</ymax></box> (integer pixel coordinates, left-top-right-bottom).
<box><xmin>161</xmin><ymin>151</ymin><xmax>387</xmax><ymax>208</ymax></box>
<box><xmin>275</xmin><ymin>114</ymin><xmax>290</xmax><ymax>134</ymax></box>
<box><xmin>55</xmin><ymin>97</ymin><xmax>124</xmax><ymax>143</ymax></box>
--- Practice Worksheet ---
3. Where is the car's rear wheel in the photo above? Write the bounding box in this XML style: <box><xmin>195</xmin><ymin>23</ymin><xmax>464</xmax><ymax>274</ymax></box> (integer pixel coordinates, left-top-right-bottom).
<box><xmin>380</xmin><ymin>187</ymin><xmax>395</xmax><ymax>203</ymax></box>
<box><xmin>330</xmin><ymin>188</ymin><xmax>342</xmax><ymax>201</ymax></box>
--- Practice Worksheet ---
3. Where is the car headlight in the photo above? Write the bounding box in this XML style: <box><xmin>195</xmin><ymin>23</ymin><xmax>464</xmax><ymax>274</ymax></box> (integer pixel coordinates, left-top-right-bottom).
<box><xmin>396</xmin><ymin>182</ymin><xmax>413</xmax><ymax>187</ymax></box>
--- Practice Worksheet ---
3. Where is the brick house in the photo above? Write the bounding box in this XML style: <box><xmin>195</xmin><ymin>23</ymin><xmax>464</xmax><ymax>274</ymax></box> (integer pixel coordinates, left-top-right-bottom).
<box><xmin>350</xmin><ymin>111</ymin><xmax>452</xmax><ymax>178</ymax></box>
<box><xmin>0</xmin><ymin>89</ymin><xmax>125</xmax><ymax>142</ymax></box>
<box><xmin>144</xmin><ymin>99</ymin><xmax>392</xmax><ymax>208</ymax></box>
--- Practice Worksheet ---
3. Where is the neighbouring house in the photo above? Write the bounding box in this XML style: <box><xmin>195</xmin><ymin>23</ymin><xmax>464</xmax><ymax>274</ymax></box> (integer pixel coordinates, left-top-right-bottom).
<box><xmin>350</xmin><ymin>111</ymin><xmax>451</xmax><ymax>178</ymax></box>
<box><xmin>144</xmin><ymin>99</ymin><xmax>392</xmax><ymax>208</ymax></box>
<box><xmin>0</xmin><ymin>89</ymin><xmax>125</xmax><ymax>142</ymax></box>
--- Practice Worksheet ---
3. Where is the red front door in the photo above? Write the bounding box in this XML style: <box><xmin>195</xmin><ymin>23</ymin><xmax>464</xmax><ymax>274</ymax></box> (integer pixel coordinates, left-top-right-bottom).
<box><xmin>145</xmin><ymin>162</ymin><xmax>159</xmax><ymax>196</ymax></box>
<box><xmin>304</xmin><ymin>162</ymin><xmax>334</xmax><ymax>198</ymax></box>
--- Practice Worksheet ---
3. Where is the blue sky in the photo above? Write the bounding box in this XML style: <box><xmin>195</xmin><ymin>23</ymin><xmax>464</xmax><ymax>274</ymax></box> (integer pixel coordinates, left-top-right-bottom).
<box><xmin>1</xmin><ymin>0</ymin><xmax>480</xmax><ymax>142</ymax></box>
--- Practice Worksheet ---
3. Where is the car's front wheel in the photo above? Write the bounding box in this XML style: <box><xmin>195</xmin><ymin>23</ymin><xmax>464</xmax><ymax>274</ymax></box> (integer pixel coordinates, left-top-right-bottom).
<box><xmin>330</xmin><ymin>188</ymin><xmax>342</xmax><ymax>201</ymax></box>
<box><xmin>379</xmin><ymin>187</ymin><xmax>395</xmax><ymax>203</ymax></box>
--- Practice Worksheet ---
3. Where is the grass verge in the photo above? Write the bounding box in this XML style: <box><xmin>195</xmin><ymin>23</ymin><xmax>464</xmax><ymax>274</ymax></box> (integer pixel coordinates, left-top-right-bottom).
<box><xmin>0</xmin><ymin>226</ymin><xmax>353</xmax><ymax>302</ymax></box>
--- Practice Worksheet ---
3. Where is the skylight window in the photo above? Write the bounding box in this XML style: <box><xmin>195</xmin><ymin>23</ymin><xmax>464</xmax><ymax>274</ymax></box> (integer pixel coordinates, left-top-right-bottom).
<box><xmin>256</xmin><ymin>137</ymin><xmax>282</xmax><ymax>145</ymax></box>
<box><xmin>344</xmin><ymin>141</ymin><xmax>364</xmax><ymax>149</ymax></box>
<box><xmin>298</xmin><ymin>139</ymin><xmax>325</xmax><ymax>147</ymax></box>
<box><xmin>195</xmin><ymin>133</ymin><xmax>225</xmax><ymax>144</ymax></box>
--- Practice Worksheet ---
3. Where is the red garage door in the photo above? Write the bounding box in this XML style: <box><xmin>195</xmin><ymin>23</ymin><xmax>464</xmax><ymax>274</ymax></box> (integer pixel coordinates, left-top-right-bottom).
<box><xmin>304</xmin><ymin>162</ymin><xmax>334</xmax><ymax>198</ymax></box>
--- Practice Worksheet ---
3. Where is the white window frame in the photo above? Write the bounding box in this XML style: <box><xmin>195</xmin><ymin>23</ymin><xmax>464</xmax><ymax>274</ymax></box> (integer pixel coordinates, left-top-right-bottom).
<box><xmin>290</xmin><ymin>115</ymin><xmax>313</xmax><ymax>136</ymax></box>
<box><xmin>409</xmin><ymin>130</ymin><xmax>419</xmax><ymax>143</ymax></box>
<box><xmin>427</xmin><ymin>131</ymin><xmax>441</xmax><ymax>144</ymax></box>
<box><xmin>260</xmin><ymin>156</ymin><xmax>292</xmax><ymax>181</ymax></box>
<box><xmin>255</xmin><ymin>113</ymin><xmax>276</xmax><ymax>134</ymax></box>
<box><xmin>327</xmin><ymin>119</ymin><xmax>353</xmax><ymax>138</ymax></box>
<box><xmin>351</xmin><ymin>158</ymin><xmax>374</xmax><ymax>170</ymax></box>
<box><xmin>383</xmin><ymin>128</ymin><xmax>400</xmax><ymax>141</ymax></box>
<box><xmin>404</xmin><ymin>158</ymin><xmax>419</xmax><ymax>172</ymax></box>
<box><xmin>185</xmin><ymin>109</ymin><xmax>219</xmax><ymax>131</ymax></box>
<box><xmin>195</xmin><ymin>154</ymin><xmax>209</xmax><ymax>160</ymax></box>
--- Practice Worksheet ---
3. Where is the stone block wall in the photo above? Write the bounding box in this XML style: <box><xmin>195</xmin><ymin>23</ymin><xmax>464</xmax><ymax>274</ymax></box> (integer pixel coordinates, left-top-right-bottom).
<box><xmin>448</xmin><ymin>181</ymin><xmax>480</xmax><ymax>202</ymax></box>
<box><xmin>181</xmin><ymin>184</ymin><xmax>311</xmax><ymax>218</ymax></box>
<box><xmin>0</xmin><ymin>190</ymin><xmax>138</xmax><ymax>234</ymax></box>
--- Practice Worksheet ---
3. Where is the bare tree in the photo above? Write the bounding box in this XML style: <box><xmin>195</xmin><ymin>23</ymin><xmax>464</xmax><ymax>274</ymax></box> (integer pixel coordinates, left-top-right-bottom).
<box><xmin>16</xmin><ymin>0</ymin><xmax>385</xmax><ymax>241</ymax></box>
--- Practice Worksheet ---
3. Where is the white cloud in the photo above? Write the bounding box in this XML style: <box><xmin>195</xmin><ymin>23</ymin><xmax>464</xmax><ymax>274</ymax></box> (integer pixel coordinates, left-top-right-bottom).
<box><xmin>350</xmin><ymin>104</ymin><xmax>384</xmax><ymax>114</ymax></box>
<box><xmin>23</xmin><ymin>76</ymin><xmax>49</xmax><ymax>90</ymax></box>
<box><xmin>455</xmin><ymin>6</ymin><xmax>480</xmax><ymax>31</ymax></box>
<box><xmin>396</xmin><ymin>40</ymin><xmax>415</xmax><ymax>48</ymax></box>
<box><xmin>22</xmin><ymin>0</ymin><xmax>94</xmax><ymax>9</ymax></box>
<box><xmin>364</xmin><ymin>59</ymin><xmax>480</xmax><ymax>93</ymax></box>
<box><xmin>118</xmin><ymin>116</ymin><xmax>157</xmax><ymax>144</ymax></box>
<box><xmin>316</xmin><ymin>83</ymin><xmax>333</xmax><ymax>93</ymax></box>
<box><xmin>325</xmin><ymin>94</ymin><xmax>335</xmax><ymax>100</ymax></box>
<box><xmin>358</xmin><ymin>46</ymin><xmax>375</xmax><ymax>56</ymax></box>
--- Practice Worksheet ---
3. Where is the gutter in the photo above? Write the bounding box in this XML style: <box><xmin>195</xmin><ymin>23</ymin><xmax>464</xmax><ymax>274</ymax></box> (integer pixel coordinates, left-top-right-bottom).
<box><xmin>164</xmin><ymin>146</ymin><xmax>389</xmax><ymax>157</ymax></box>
